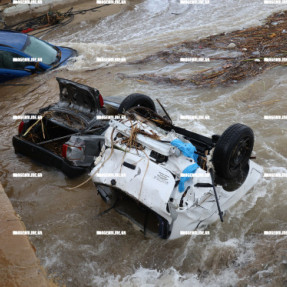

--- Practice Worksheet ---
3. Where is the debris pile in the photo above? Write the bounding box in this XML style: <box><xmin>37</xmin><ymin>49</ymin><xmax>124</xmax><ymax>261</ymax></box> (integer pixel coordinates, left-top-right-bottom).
<box><xmin>132</xmin><ymin>10</ymin><xmax>287</xmax><ymax>87</ymax></box>
<box><xmin>5</xmin><ymin>4</ymin><xmax>109</xmax><ymax>37</ymax></box>
<box><xmin>7</xmin><ymin>10</ymin><xmax>72</xmax><ymax>34</ymax></box>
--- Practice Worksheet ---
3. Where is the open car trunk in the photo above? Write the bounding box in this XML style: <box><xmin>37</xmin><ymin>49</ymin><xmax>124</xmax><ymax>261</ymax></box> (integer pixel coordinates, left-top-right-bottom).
<box><xmin>13</xmin><ymin>78</ymin><xmax>108</xmax><ymax>177</ymax></box>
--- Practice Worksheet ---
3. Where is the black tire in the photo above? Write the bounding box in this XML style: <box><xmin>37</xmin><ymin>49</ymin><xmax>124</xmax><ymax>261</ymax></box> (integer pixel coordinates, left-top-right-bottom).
<box><xmin>118</xmin><ymin>93</ymin><xmax>156</xmax><ymax>114</ymax></box>
<box><xmin>212</xmin><ymin>123</ymin><xmax>254</xmax><ymax>179</ymax></box>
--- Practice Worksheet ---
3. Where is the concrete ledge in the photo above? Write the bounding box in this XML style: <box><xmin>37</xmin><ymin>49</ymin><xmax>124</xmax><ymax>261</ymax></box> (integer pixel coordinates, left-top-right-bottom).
<box><xmin>0</xmin><ymin>182</ymin><xmax>53</xmax><ymax>287</ymax></box>
<box><xmin>0</xmin><ymin>0</ymin><xmax>11</xmax><ymax>5</ymax></box>
<box><xmin>1</xmin><ymin>0</ymin><xmax>86</xmax><ymax>27</ymax></box>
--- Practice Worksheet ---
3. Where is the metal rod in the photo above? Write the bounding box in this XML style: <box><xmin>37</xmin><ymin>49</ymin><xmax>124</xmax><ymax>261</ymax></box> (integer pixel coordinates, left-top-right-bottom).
<box><xmin>156</xmin><ymin>98</ymin><xmax>173</xmax><ymax>123</ymax></box>
<box><xmin>37</xmin><ymin>127</ymin><xmax>103</xmax><ymax>145</ymax></box>
<box><xmin>209</xmin><ymin>168</ymin><xmax>224</xmax><ymax>222</ymax></box>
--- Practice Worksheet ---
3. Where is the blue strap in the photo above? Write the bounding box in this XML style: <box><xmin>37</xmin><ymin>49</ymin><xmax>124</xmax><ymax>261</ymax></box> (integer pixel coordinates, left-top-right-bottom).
<box><xmin>171</xmin><ymin>139</ymin><xmax>199</xmax><ymax>192</ymax></box>
<box><xmin>178</xmin><ymin>163</ymin><xmax>199</xmax><ymax>192</ymax></box>
<box><xmin>171</xmin><ymin>139</ymin><xmax>198</xmax><ymax>162</ymax></box>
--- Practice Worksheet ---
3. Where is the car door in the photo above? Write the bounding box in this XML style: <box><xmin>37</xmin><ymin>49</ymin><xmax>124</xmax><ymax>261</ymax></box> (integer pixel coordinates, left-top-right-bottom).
<box><xmin>0</xmin><ymin>49</ymin><xmax>33</xmax><ymax>83</ymax></box>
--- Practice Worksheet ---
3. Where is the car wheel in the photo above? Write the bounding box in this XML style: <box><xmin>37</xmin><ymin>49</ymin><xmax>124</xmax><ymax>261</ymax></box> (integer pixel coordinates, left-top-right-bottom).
<box><xmin>118</xmin><ymin>93</ymin><xmax>156</xmax><ymax>113</ymax></box>
<box><xmin>212</xmin><ymin>123</ymin><xmax>254</xmax><ymax>179</ymax></box>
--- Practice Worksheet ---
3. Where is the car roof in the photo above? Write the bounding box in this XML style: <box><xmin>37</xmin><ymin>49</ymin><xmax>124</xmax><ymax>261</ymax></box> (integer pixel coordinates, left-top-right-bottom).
<box><xmin>0</xmin><ymin>30</ymin><xmax>28</xmax><ymax>51</ymax></box>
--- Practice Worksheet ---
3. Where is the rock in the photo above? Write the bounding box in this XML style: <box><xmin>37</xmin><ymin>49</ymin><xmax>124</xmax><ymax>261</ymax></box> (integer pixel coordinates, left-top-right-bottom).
<box><xmin>227</xmin><ymin>43</ymin><xmax>236</xmax><ymax>49</ymax></box>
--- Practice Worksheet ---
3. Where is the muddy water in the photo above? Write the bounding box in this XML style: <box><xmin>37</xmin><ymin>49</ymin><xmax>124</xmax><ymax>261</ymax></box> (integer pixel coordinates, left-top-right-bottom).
<box><xmin>1</xmin><ymin>0</ymin><xmax>287</xmax><ymax>286</ymax></box>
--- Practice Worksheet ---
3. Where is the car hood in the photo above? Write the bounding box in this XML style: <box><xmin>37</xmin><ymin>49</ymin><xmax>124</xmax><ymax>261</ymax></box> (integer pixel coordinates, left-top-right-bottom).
<box><xmin>57</xmin><ymin>46</ymin><xmax>77</xmax><ymax>66</ymax></box>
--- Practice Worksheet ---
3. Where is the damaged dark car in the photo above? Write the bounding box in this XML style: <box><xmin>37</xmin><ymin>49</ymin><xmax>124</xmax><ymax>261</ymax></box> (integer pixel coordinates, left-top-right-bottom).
<box><xmin>12</xmin><ymin>77</ymin><xmax>156</xmax><ymax>177</ymax></box>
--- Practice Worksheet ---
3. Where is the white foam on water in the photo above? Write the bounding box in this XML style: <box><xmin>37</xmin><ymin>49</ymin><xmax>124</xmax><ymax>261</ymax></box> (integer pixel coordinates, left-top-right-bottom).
<box><xmin>42</xmin><ymin>239</ymin><xmax>71</xmax><ymax>269</ymax></box>
<box><xmin>50</xmin><ymin>0</ymin><xmax>287</xmax><ymax>70</ymax></box>
<box><xmin>91</xmin><ymin>266</ymin><xmax>239</xmax><ymax>287</ymax></box>
<box><xmin>262</xmin><ymin>142</ymin><xmax>287</xmax><ymax>165</ymax></box>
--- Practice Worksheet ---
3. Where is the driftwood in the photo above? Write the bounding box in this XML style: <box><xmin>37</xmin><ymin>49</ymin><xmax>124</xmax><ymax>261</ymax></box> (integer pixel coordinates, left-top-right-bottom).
<box><xmin>129</xmin><ymin>11</ymin><xmax>287</xmax><ymax>88</ymax></box>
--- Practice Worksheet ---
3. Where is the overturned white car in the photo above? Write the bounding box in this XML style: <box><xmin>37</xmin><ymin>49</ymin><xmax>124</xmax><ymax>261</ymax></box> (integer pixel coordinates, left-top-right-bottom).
<box><xmin>91</xmin><ymin>106</ymin><xmax>263</xmax><ymax>239</ymax></box>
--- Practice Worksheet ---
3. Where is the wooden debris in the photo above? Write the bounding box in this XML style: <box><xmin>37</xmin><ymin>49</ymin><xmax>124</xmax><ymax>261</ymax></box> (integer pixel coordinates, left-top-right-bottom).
<box><xmin>131</xmin><ymin>10</ymin><xmax>287</xmax><ymax>88</ymax></box>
